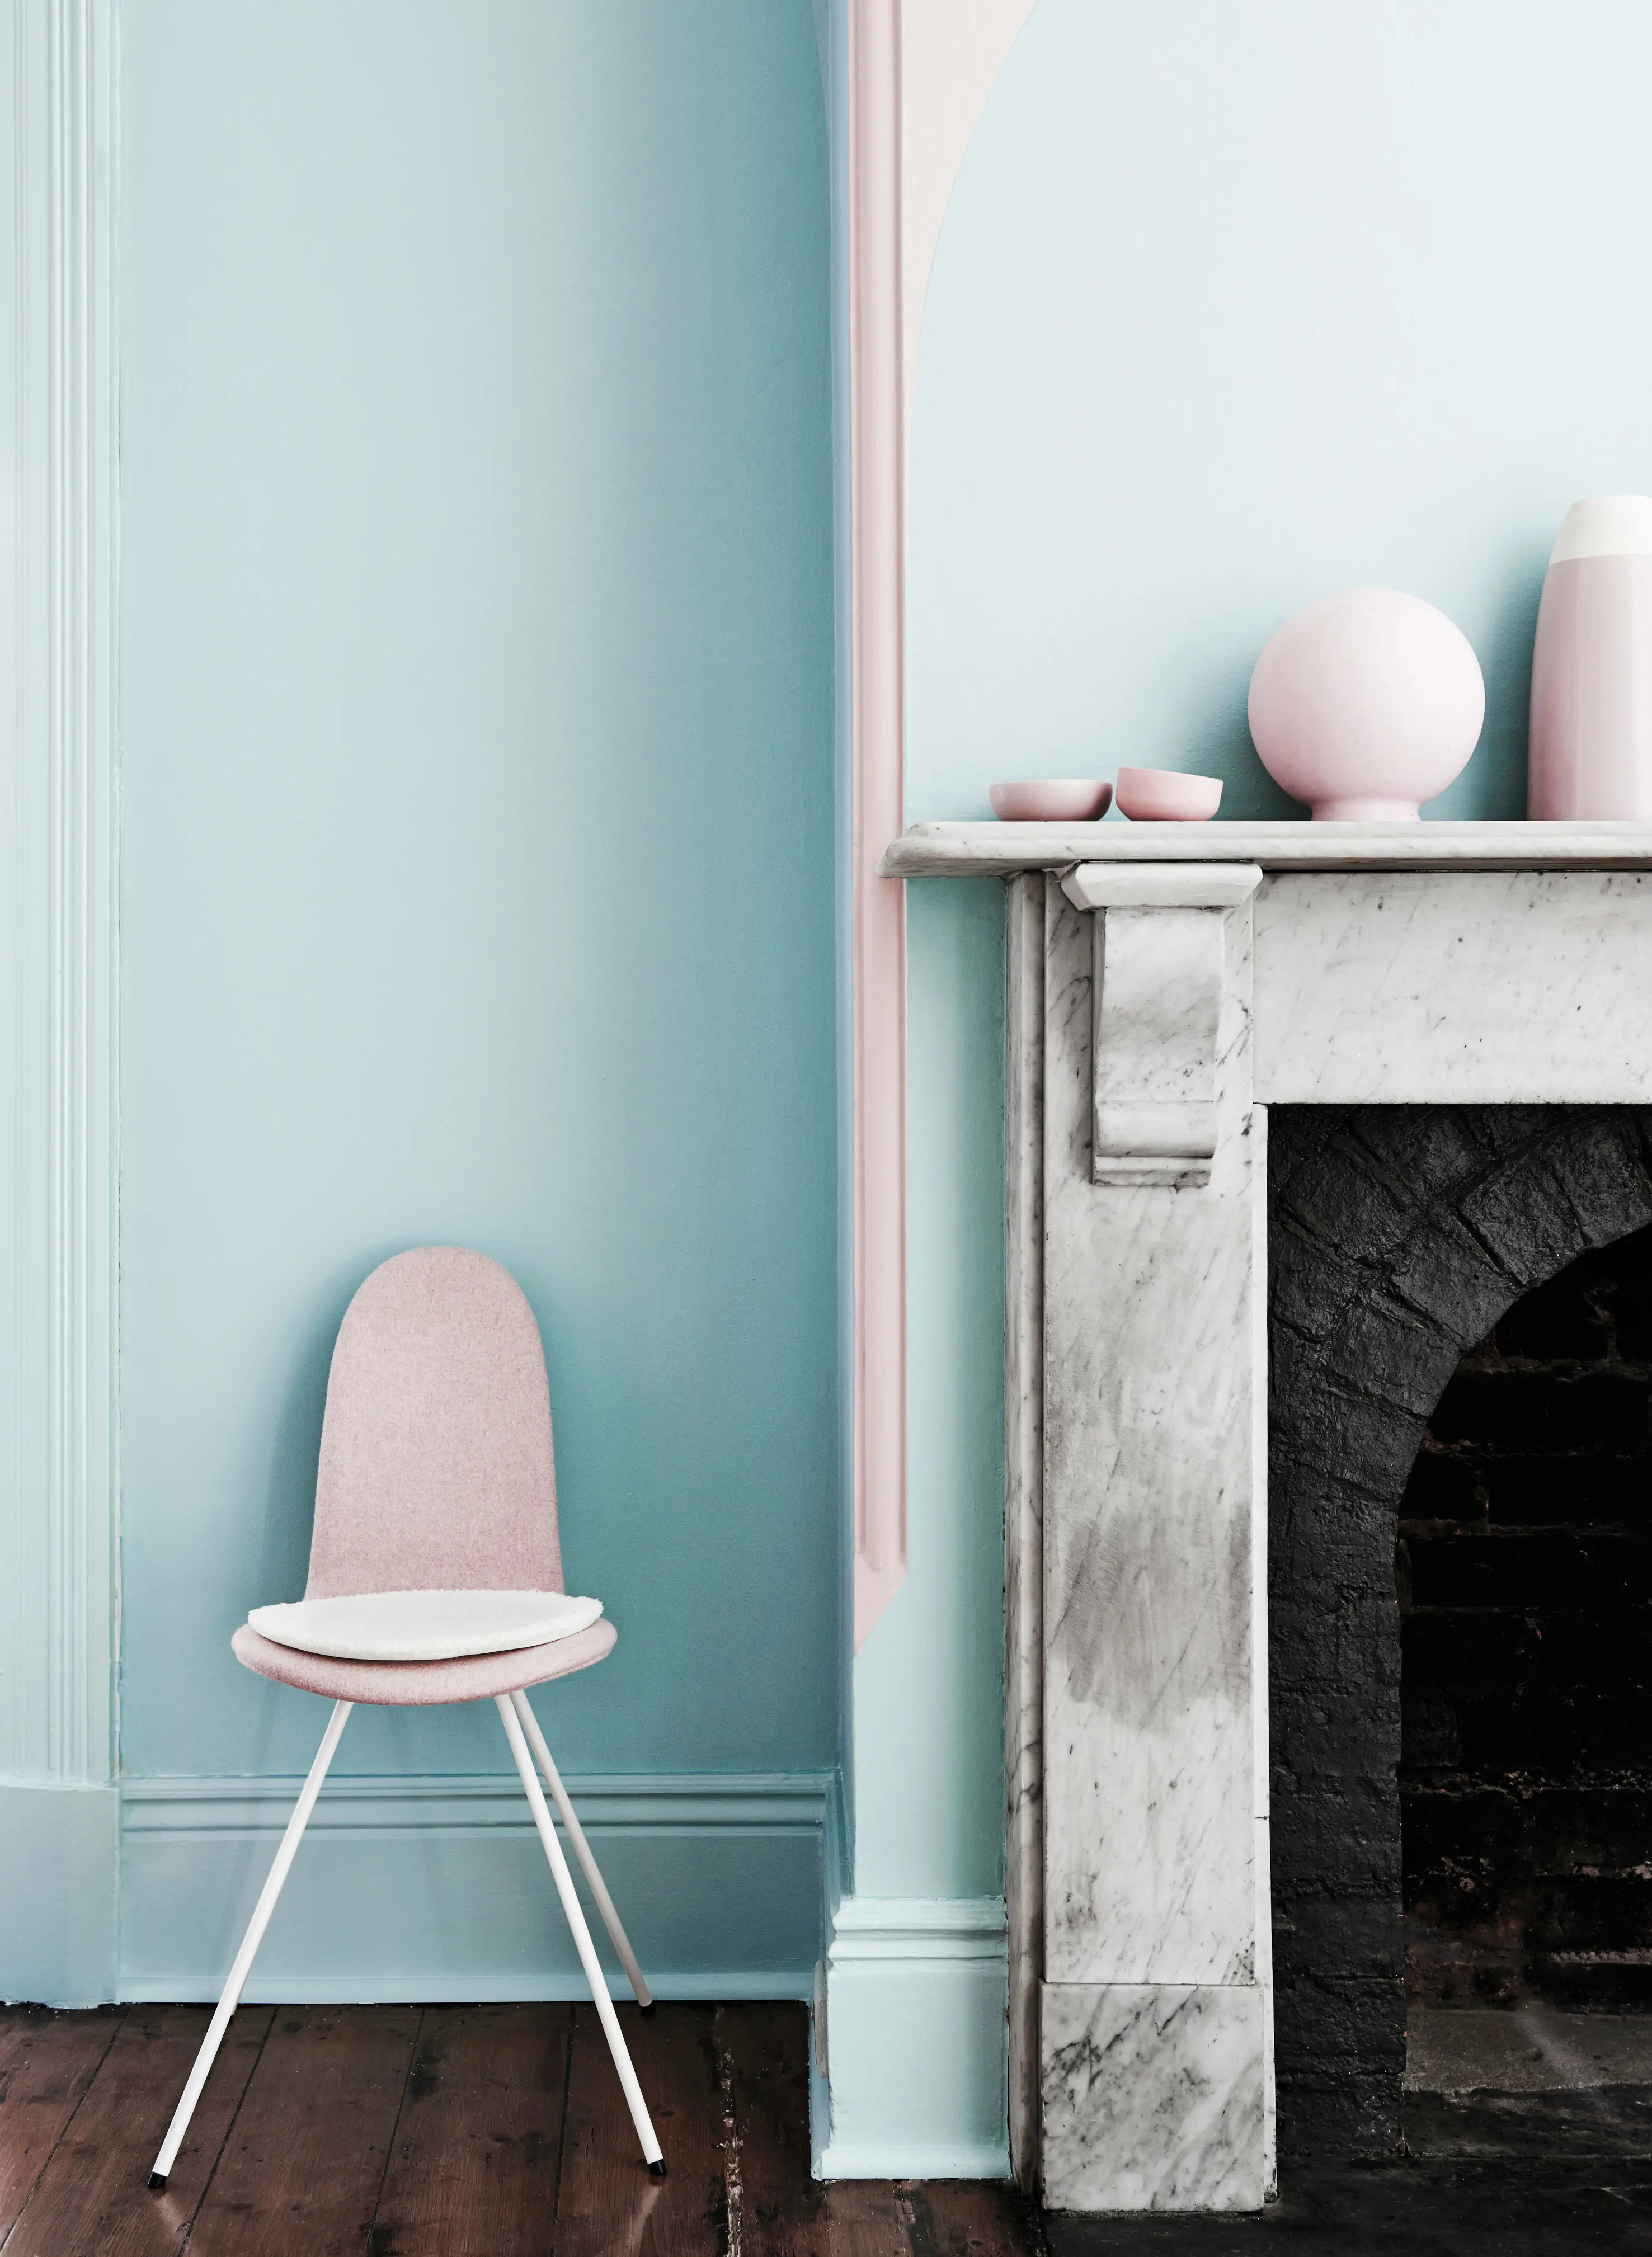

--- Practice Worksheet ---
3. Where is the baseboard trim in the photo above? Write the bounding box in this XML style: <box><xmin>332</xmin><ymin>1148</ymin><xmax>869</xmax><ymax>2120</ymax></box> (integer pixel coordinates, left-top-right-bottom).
<box><xmin>117</xmin><ymin>1969</ymin><xmax>813</xmax><ymax>2005</ymax></box>
<box><xmin>120</xmin><ymin>1770</ymin><xmax>829</xmax><ymax>1837</ymax></box>
<box><xmin>118</xmin><ymin>1769</ymin><xmax>832</xmax><ymax>2006</ymax></box>
<box><xmin>818</xmin><ymin>2141</ymin><xmax>1011</xmax><ymax>2180</ymax></box>
<box><xmin>0</xmin><ymin>1780</ymin><xmax>118</xmax><ymax>2004</ymax></box>
<box><xmin>814</xmin><ymin>1894</ymin><xmax>1010</xmax><ymax>2180</ymax></box>
<box><xmin>827</xmin><ymin>1893</ymin><xmax>1009</xmax><ymax>1959</ymax></box>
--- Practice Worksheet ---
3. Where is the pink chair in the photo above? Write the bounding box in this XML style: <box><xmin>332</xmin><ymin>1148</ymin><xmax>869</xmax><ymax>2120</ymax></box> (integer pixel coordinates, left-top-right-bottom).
<box><xmin>149</xmin><ymin>1246</ymin><xmax>664</xmax><ymax>2186</ymax></box>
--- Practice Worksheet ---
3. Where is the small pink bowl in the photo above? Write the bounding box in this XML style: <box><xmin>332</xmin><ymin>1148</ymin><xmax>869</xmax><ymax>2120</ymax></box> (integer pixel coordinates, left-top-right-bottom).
<box><xmin>1115</xmin><ymin>767</ymin><xmax>1222</xmax><ymax>822</ymax></box>
<box><xmin>988</xmin><ymin>779</ymin><xmax>1112</xmax><ymax>822</ymax></box>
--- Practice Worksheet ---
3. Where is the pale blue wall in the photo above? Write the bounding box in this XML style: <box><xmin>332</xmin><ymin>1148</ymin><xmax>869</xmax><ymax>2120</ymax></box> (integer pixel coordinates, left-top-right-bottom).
<box><xmin>853</xmin><ymin>878</ymin><xmax>1005</xmax><ymax>1897</ymax></box>
<box><xmin>119</xmin><ymin>0</ymin><xmax>837</xmax><ymax>1790</ymax></box>
<box><xmin>908</xmin><ymin>0</ymin><xmax>1652</xmax><ymax>825</ymax></box>
<box><xmin>867</xmin><ymin>0</ymin><xmax>1652</xmax><ymax>1903</ymax></box>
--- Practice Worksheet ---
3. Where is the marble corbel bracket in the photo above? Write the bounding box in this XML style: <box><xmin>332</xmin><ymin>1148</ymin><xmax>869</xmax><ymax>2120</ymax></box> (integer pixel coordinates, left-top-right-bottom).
<box><xmin>1060</xmin><ymin>863</ymin><xmax>1264</xmax><ymax>1188</ymax></box>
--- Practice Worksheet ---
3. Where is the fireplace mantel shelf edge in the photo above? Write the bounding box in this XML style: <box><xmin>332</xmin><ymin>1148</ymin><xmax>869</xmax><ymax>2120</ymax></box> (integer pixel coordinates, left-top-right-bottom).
<box><xmin>882</xmin><ymin>818</ymin><xmax>1652</xmax><ymax>878</ymax></box>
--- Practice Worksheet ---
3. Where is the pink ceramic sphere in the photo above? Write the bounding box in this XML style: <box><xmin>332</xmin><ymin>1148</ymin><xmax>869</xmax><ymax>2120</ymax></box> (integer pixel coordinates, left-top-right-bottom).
<box><xmin>1247</xmin><ymin>589</ymin><xmax>1485</xmax><ymax>821</ymax></box>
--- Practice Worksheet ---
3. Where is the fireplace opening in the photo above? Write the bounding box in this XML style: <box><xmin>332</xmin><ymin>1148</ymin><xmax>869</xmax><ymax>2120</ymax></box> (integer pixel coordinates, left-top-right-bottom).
<box><xmin>1269</xmin><ymin>1105</ymin><xmax>1652</xmax><ymax>2160</ymax></box>
<box><xmin>1399</xmin><ymin>1222</ymin><xmax>1652</xmax><ymax>2143</ymax></box>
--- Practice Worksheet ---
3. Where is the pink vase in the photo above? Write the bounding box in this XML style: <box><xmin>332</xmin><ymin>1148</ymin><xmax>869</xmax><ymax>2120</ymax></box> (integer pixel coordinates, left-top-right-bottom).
<box><xmin>1528</xmin><ymin>496</ymin><xmax>1652</xmax><ymax>819</ymax></box>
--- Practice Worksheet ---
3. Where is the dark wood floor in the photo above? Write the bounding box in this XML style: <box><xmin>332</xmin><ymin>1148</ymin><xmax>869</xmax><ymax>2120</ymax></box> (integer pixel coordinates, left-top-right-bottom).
<box><xmin>0</xmin><ymin>1999</ymin><xmax>1044</xmax><ymax>2255</ymax></box>
<box><xmin>17</xmin><ymin>2001</ymin><xmax>1652</xmax><ymax>2255</ymax></box>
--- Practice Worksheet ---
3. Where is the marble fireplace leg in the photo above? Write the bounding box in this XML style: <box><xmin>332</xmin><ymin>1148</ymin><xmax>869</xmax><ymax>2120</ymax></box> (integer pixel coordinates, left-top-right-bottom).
<box><xmin>1005</xmin><ymin>873</ymin><xmax>1045</xmax><ymax>2189</ymax></box>
<box><xmin>1029</xmin><ymin>875</ymin><xmax>1273</xmax><ymax>2214</ymax></box>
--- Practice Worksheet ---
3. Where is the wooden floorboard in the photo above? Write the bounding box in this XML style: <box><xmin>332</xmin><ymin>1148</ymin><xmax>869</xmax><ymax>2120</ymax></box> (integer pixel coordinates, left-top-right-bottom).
<box><xmin>553</xmin><ymin>2000</ymin><xmax>729</xmax><ymax>2257</ymax></box>
<box><xmin>0</xmin><ymin>2007</ymin><xmax>126</xmax><ymax>2243</ymax></box>
<box><xmin>186</xmin><ymin>2004</ymin><xmax>421</xmax><ymax>2257</ymax></box>
<box><xmin>1</xmin><ymin>2004</ymin><xmax>274</xmax><ymax>2257</ymax></box>
<box><xmin>369</xmin><ymin>2002</ymin><xmax>571</xmax><ymax>2257</ymax></box>
<box><xmin>717</xmin><ymin>2001</ymin><xmax>836</xmax><ymax>2256</ymax></box>
<box><xmin>717</xmin><ymin>2000</ymin><xmax>909</xmax><ymax>2257</ymax></box>
<box><xmin>0</xmin><ymin>2000</ymin><xmax>1044</xmax><ymax>2256</ymax></box>
<box><xmin>903</xmin><ymin>2180</ymin><xmax>1047</xmax><ymax>2257</ymax></box>
<box><xmin>17</xmin><ymin>1997</ymin><xmax>1652</xmax><ymax>2254</ymax></box>
<box><xmin>716</xmin><ymin>2001</ymin><xmax>1041</xmax><ymax>2257</ymax></box>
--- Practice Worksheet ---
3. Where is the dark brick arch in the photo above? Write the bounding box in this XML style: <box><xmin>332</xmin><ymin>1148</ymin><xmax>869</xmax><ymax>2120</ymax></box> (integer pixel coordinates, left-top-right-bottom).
<box><xmin>1268</xmin><ymin>1105</ymin><xmax>1652</xmax><ymax>2159</ymax></box>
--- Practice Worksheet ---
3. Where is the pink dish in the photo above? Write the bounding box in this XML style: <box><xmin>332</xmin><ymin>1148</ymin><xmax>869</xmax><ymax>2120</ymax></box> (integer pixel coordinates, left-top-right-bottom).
<box><xmin>1115</xmin><ymin>767</ymin><xmax>1222</xmax><ymax>822</ymax></box>
<box><xmin>988</xmin><ymin>778</ymin><xmax>1112</xmax><ymax>821</ymax></box>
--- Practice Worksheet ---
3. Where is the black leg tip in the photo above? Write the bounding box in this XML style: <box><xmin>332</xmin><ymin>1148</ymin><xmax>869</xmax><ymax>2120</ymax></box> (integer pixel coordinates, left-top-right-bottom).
<box><xmin>148</xmin><ymin>2174</ymin><xmax>167</xmax><ymax>2193</ymax></box>
<box><xmin>648</xmin><ymin>2157</ymin><xmax>667</xmax><ymax>2178</ymax></box>
<box><xmin>639</xmin><ymin>1999</ymin><xmax>656</xmax><ymax>2015</ymax></box>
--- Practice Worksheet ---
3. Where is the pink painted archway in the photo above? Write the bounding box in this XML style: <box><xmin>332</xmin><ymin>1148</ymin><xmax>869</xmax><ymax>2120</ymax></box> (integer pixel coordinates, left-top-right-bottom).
<box><xmin>846</xmin><ymin>0</ymin><xmax>1041</xmax><ymax>1647</ymax></box>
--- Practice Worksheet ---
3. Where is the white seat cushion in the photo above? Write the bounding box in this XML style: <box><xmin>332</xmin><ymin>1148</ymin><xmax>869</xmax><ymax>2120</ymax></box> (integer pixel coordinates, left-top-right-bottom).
<box><xmin>246</xmin><ymin>1588</ymin><xmax>603</xmax><ymax>1662</ymax></box>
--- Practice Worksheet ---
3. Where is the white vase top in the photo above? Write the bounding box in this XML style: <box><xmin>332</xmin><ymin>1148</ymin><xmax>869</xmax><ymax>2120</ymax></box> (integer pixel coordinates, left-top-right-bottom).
<box><xmin>1550</xmin><ymin>496</ymin><xmax>1652</xmax><ymax>564</ymax></box>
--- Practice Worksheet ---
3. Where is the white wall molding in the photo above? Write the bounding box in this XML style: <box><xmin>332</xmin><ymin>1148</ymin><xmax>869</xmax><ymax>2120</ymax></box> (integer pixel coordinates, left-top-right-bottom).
<box><xmin>815</xmin><ymin>1893</ymin><xmax>1009</xmax><ymax>2178</ymax></box>
<box><xmin>826</xmin><ymin>1892</ymin><xmax>1006</xmax><ymax>1961</ymax></box>
<box><xmin>1</xmin><ymin>0</ymin><xmax>116</xmax><ymax>1789</ymax></box>
<box><xmin>0</xmin><ymin>0</ymin><xmax>117</xmax><ymax>2008</ymax></box>
<box><xmin>118</xmin><ymin>1770</ymin><xmax>834</xmax><ymax>2008</ymax></box>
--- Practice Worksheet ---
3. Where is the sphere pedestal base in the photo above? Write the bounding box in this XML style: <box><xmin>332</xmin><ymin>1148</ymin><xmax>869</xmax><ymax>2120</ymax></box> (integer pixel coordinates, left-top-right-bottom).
<box><xmin>1310</xmin><ymin>795</ymin><xmax>1423</xmax><ymax>822</ymax></box>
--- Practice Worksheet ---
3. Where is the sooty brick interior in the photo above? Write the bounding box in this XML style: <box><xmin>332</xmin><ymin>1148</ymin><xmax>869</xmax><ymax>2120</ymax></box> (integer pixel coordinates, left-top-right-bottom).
<box><xmin>1401</xmin><ymin>1223</ymin><xmax>1652</xmax><ymax>2016</ymax></box>
<box><xmin>1269</xmin><ymin>1107</ymin><xmax>1652</xmax><ymax>2160</ymax></box>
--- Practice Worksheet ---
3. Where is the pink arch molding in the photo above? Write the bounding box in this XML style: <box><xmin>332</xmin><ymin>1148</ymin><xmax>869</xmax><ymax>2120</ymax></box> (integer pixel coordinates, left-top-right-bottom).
<box><xmin>846</xmin><ymin>0</ymin><xmax>1041</xmax><ymax>1650</ymax></box>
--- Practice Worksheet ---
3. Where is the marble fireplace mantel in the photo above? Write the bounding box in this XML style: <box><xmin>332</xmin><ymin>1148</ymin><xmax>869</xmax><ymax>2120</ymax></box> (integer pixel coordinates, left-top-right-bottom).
<box><xmin>882</xmin><ymin>820</ymin><xmax>1652</xmax><ymax>2214</ymax></box>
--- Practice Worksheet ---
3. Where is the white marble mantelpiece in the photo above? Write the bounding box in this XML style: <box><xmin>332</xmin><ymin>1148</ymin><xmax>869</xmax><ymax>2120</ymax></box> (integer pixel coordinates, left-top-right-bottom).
<box><xmin>897</xmin><ymin>822</ymin><xmax>1652</xmax><ymax>2215</ymax></box>
<box><xmin>882</xmin><ymin>818</ymin><xmax>1652</xmax><ymax>878</ymax></box>
<box><xmin>1066</xmin><ymin>865</ymin><xmax>1263</xmax><ymax>1186</ymax></box>
<box><xmin>1014</xmin><ymin>871</ymin><xmax>1272</xmax><ymax>2213</ymax></box>
<box><xmin>1253</xmin><ymin>871</ymin><xmax>1652</xmax><ymax>1104</ymax></box>
<box><xmin>1041</xmin><ymin>1983</ymin><xmax>1268</xmax><ymax>2212</ymax></box>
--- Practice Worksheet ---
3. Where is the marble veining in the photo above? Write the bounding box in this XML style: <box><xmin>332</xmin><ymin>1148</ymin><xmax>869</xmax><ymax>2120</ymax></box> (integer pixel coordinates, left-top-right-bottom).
<box><xmin>1041</xmin><ymin>1982</ymin><xmax>1269</xmax><ymax>2213</ymax></box>
<box><xmin>1003</xmin><ymin>874</ymin><xmax>1046</xmax><ymax>2188</ymax></box>
<box><xmin>1093</xmin><ymin>907</ymin><xmax>1226</xmax><ymax>1182</ymax></box>
<box><xmin>1041</xmin><ymin>890</ymin><xmax>1264</xmax><ymax>1990</ymax></box>
<box><xmin>977</xmin><ymin>840</ymin><xmax>1652</xmax><ymax>2212</ymax></box>
<box><xmin>1254</xmin><ymin>870</ymin><xmax>1652</xmax><ymax>1102</ymax></box>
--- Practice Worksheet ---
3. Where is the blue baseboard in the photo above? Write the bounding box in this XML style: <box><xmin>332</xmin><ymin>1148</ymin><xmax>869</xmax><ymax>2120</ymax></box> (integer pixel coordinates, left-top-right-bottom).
<box><xmin>814</xmin><ymin>1895</ymin><xmax>1010</xmax><ymax>2179</ymax></box>
<box><xmin>0</xmin><ymin>1780</ymin><xmax>119</xmax><ymax>2006</ymax></box>
<box><xmin>119</xmin><ymin>1770</ymin><xmax>831</xmax><ymax>2004</ymax></box>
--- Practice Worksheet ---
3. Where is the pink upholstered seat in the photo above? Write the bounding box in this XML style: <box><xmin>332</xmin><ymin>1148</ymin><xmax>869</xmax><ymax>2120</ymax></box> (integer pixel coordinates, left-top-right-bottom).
<box><xmin>234</xmin><ymin>1245</ymin><xmax>611</xmax><ymax>1704</ymax></box>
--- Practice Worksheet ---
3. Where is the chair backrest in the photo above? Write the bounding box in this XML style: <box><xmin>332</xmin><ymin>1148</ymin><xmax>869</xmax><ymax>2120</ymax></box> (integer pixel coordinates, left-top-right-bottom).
<box><xmin>305</xmin><ymin>1246</ymin><xmax>564</xmax><ymax>1598</ymax></box>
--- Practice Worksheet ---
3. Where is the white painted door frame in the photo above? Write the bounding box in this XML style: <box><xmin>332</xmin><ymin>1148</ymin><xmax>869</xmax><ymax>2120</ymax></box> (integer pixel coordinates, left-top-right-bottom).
<box><xmin>0</xmin><ymin>0</ymin><xmax>119</xmax><ymax>2004</ymax></box>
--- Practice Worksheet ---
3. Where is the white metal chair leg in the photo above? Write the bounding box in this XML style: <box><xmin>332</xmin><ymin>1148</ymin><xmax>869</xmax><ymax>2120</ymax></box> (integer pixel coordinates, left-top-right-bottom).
<box><xmin>496</xmin><ymin>1695</ymin><xmax>665</xmax><ymax>2174</ymax></box>
<box><xmin>149</xmin><ymin>1699</ymin><xmax>352</xmax><ymax>2189</ymax></box>
<box><xmin>509</xmin><ymin>1689</ymin><xmax>653</xmax><ymax>2009</ymax></box>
